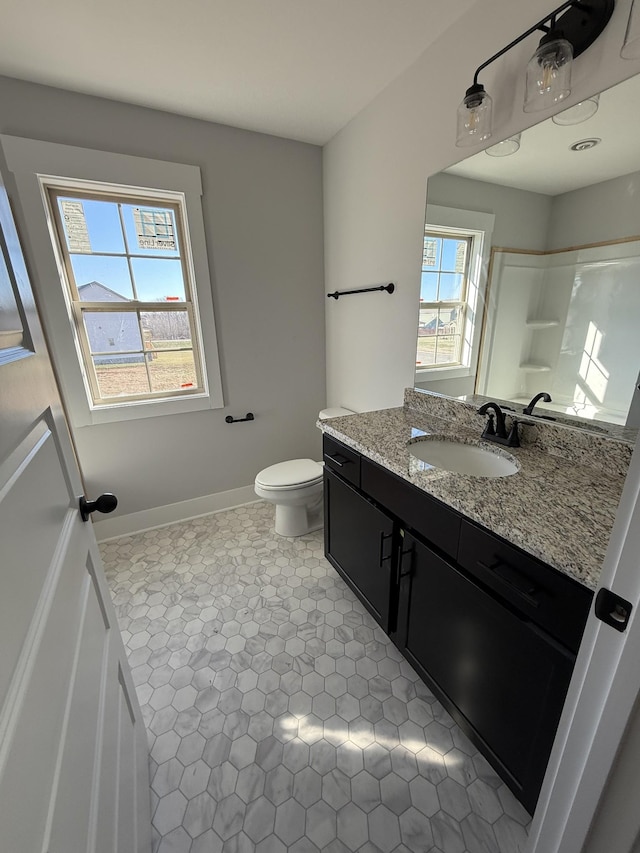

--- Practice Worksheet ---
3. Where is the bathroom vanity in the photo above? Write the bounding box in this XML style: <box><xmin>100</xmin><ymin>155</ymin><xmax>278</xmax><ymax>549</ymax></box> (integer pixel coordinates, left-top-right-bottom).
<box><xmin>319</xmin><ymin>392</ymin><xmax>630</xmax><ymax>814</ymax></box>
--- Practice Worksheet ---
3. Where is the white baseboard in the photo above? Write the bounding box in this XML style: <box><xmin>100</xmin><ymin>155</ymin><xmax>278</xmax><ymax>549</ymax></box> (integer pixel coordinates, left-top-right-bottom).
<box><xmin>93</xmin><ymin>485</ymin><xmax>260</xmax><ymax>542</ymax></box>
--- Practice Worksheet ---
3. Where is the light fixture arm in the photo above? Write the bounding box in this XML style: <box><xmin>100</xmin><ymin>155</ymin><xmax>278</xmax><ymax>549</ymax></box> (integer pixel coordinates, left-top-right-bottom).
<box><xmin>471</xmin><ymin>0</ymin><xmax>613</xmax><ymax>87</ymax></box>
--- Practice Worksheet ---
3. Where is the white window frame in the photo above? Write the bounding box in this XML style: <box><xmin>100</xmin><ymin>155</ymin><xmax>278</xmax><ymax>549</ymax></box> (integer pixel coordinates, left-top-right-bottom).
<box><xmin>0</xmin><ymin>136</ymin><xmax>224</xmax><ymax>425</ymax></box>
<box><xmin>418</xmin><ymin>231</ymin><xmax>473</xmax><ymax>370</ymax></box>
<box><xmin>415</xmin><ymin>205</ymin><xmax>494</xmax><ymax>384</ymax></box>
<box><xmin>46</xmin><ymin>182</ymin><xmax>207</xmax><ymax>407</ymax></box>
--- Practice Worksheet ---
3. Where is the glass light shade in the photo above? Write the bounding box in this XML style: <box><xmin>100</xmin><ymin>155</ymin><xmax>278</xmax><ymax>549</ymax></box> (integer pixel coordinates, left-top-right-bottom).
<box><xmin>485</xmin><ymin>133</ymin><xmax>521</xmax><ymax>157</ymax></box>
<box><xmin>622</xmin><ymin>0</ymin><xmax>640</xmax><ymax>58</ymax></box>
<box><xmin>456</xmin><ymin>85</ymin><xmax>493</xmax><ymax>147</ymax></box>
<box><xmin>524</xmin><ymin>37</ymin><xmax>573</xmax><ymax>113</ymax></box>
<box><xmin>552</xmin><ymin>93</ymin><xmax>599</xmax><ymax>125</ymax></box>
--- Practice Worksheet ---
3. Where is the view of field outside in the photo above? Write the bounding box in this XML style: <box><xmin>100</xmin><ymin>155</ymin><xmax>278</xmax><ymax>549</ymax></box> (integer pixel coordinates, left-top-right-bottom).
<box><xmin>416</xmin><ymin>330</ymin><xmax>460</xmax><ymax>366</ymax></box>
<box><xmin>56</xmin><ymin>193</ymin><xmax>200</xmax><ymax>400</ymax></box>
<box><xmin>94</xmin><ymin>346</ymin><xmax>197</xmax><ymax>397</ymax></box>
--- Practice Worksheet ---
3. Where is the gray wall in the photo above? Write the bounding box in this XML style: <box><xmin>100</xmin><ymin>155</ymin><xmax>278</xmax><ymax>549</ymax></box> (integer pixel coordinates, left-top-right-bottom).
<box><xmin>427</xmin><ymin>172</ymin><xmax>553</xmax><ymax>250</ymax></box>
<box><xmin>548</xmin><ymin>169</ymin><xmax>640</xmax><ymax>249</ymax></box>
<box><xmin>0</xmin><ymin>76</ymin><xmax>326</xmax><ymax>517</ymax></box>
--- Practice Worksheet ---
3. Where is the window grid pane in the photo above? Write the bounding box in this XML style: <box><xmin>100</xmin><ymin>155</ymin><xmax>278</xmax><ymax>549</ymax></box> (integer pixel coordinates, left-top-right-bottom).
<box><xmin>49</xmin><ymin>185</ymin><xmax>205</xmax><ymax>405</ymax></box>
<box><xmin>93</xmin><ymin>358</ymin><xmax>151</xmax><ymax>399</ymax></box>
<box><xmin>148</xmin><ymin>350</ymin><xmax>198</xmax><ymax>393</ymax></box>
<box><xmin>417</xmin><ymin>302</ymin><xmax>465</xmax><ymax>367</ymax></box>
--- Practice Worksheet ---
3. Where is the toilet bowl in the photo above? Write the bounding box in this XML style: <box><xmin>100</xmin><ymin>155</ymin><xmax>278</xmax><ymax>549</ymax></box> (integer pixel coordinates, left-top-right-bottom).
<box><xmin>255</xmin><ymin>407</ymin><xmax>354</xmax><ymax>537</ymax></box>
<box><xmin>255</xmin><ymin>458</ymin><xmax>324</xmax><ymax>537</ymax></box>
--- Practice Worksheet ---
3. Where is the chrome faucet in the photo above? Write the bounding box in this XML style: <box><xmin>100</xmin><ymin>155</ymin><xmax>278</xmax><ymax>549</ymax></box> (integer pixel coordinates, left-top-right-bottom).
<box><xmin>477</xmin><ymin>401</ymin><xmax>521</xmax><ymax>447</ymax></box>
<box><xmin>523</xmin><ymin>392</ymin><xmax>551</xmax><ymax>415</ymax></box>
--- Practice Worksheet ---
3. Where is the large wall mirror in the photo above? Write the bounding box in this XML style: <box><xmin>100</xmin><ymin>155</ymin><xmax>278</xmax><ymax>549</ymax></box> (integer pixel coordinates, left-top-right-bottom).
<box><xmin>417</xmin><ymin>73</ymin><xmax>640</xmax><ymax>433</ymax></box>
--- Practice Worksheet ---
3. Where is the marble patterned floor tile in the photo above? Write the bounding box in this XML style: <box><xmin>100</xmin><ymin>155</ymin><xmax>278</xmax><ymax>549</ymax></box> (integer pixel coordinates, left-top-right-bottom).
<box><xmin>102</xmin><ymin>501</ymin><xmax>531</xmax><ymax>853</ymax></box>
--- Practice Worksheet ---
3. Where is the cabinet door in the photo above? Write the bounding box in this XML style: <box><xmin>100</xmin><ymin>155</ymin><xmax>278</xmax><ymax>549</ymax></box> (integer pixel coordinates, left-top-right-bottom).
<box><xmin>398</xmin><ymin>532</ymin><xmax>574</xmax><ymax>814</ymax></box>
<box><xmin>324</xmin><ymin>469</ymin><xmax>394</xmax><ymax>631</ymax></box>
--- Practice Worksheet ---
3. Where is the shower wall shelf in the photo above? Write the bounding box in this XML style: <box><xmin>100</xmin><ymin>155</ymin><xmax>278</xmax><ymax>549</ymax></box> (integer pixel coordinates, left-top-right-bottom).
<box><xmin>520</xmin><ymin>363</ymin><xmax>552</xmax><ymax>373</ymax></box>
<box><xmin>526</xmin><ymin>320</ymin><xmax>560</xmax><ymax>329</ymax></box>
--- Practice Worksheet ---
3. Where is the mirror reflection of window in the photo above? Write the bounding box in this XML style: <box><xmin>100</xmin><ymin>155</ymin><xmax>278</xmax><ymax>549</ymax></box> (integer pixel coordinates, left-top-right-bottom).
<box><xmin>415</xmin><ymin>211</ymin><xmax>492</xmax><ymax>395</ymax></box>
<box><xmin>418</xmin><ymin>233</ymin><xmax>471</xmax><ymax>369</ymax></box>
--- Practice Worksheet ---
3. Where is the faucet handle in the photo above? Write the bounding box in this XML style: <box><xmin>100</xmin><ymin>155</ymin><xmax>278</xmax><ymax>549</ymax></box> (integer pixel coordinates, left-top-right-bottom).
<box><xmin>506</xmin><ymin>418</ymin><xmax>521</xmax><ymax>448</ymax></box>
<box><xmin>482</xmin><ymin>413</ymin><xmax>496</xmax><ymax>437</ymax></box>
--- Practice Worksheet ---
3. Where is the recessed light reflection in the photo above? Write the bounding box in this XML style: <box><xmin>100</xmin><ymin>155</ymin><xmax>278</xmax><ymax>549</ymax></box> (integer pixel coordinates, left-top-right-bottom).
<box><xmin>570</xmin><ymin>137</ymin><xmax>601</xmax><ymax>151</ymax></box>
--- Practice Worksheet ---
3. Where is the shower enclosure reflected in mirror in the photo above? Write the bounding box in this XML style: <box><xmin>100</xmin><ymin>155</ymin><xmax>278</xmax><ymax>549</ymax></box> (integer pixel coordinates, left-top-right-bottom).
<box><xmin>416</xmin><ymin>72</ymin><xmax>640</xmax><ymax>430</ymax></box>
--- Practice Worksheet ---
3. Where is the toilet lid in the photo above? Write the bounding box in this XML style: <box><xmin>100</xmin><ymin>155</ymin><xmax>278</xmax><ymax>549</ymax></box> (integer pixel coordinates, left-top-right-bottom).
<box><xmin>256</xmin><ymin>459</ymin><xmax>323</xmax><ymax>488</ymax></box>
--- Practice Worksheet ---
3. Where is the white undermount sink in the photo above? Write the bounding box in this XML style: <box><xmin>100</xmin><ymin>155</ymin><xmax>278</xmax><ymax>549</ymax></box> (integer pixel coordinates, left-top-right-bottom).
<box><xmin>408</xmin><ymin>437</ymin><xmax>519</xmax><ymax>478</ymax></box>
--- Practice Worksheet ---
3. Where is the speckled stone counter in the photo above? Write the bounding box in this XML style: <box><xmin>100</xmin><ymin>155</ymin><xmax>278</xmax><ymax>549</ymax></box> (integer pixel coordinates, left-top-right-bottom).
<box><xmin>318</xmin><ymin>397</ymin><xmax>631</xmax><ymax>591</ymax></box>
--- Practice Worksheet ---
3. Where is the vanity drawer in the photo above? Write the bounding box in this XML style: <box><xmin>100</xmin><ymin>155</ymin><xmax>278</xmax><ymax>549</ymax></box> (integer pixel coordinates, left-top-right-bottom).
<box><xmin>458</xmin><ymin>520</ymin><xmax>593</xmax><ymax>654</ymax></box>
<box><xmin>323</xmin><ymin>435</ymin><xmax>361</xmax><ymax>488</ymax></box>
<box><xmin>361</xmin><ymin>457</ymin><xmax>461</xmax><ymax>560</ymax></box>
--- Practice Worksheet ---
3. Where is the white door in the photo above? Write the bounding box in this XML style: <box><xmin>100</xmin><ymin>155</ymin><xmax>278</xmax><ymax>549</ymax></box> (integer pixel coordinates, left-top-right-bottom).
<box><xmin>528</xmin><ymin>438</ymin><xmax>640</xmax><ymax>853</ymax></box>
<box><xmin>0</xmin><ymin>166</ymin><xmax>151</xmax><ymax>852</ymax></box>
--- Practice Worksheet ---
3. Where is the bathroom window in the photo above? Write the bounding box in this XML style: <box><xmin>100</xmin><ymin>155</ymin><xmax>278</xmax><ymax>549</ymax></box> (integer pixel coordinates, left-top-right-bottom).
<box><xmin>1</xmin><ymin>136</ymin><xmax>224</xmax><ymax>425</ymax></box>
<box><xmin>45</xmin><ymin>184</ymin><xmax>206</xmax><ymax>407</ymax></box>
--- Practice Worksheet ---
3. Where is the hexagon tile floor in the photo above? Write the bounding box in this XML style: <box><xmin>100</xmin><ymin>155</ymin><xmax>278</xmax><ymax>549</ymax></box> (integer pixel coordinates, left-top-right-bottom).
<box><xmin>101</xmin><ymin>501</ymin><xmax>531</xmax><ymax>853</ymax></box>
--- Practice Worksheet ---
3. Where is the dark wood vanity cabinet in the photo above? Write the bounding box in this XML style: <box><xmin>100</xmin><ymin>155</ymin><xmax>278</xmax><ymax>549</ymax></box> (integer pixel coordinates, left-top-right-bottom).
<box><xmin>323</xmin><ymin>469</ymin><xmax>395</xmax><ymax>630</ymax></box>
<box><xmin>323</xmin><ymin>434</ymin><xmax>593</xmax><ymax>814</ymax></box>
<box><xmin>398</xmin><ymin>531</ymin><xmax>576</xmax><ymax>812</ymax></box>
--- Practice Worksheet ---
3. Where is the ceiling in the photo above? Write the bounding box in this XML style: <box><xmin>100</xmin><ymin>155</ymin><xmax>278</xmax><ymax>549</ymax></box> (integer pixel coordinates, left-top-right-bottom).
<box><xmin>0</xmin><ymin>0</ymin><xmax>477</xmax><ymax>145</ymax></box>
<box><xmin>446</xmin><ymin>73</ymin><xmax>640</xmax><ymax>195</ymax></box>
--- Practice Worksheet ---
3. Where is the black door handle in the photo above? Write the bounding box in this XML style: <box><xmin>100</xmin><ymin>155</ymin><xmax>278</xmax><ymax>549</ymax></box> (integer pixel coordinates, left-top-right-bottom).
<box><xmin>595</xmin><ymin>588</ymin><xmax>633</xmax><ymax>632</ymax></box>
<box><xmin>79</xmin><ymin>493</ymin><xmax>118</xmax><ymax>522</ymax></box>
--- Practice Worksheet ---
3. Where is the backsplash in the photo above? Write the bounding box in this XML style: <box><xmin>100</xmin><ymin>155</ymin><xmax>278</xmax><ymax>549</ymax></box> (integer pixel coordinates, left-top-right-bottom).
<box><xmin>404</xmin><ymin>387</ymin><xmax>635</xmax><ymax>479</ymax></box>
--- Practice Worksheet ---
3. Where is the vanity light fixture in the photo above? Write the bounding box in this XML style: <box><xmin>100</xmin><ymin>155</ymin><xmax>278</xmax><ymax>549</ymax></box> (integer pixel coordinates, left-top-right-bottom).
<box><xmin>456</xmin><ymin>0</ymin><xmax>614</xmax><ymax>147</ymax></box>
<box><xmin>552</xmin><ymin>93</ymin><xmax>600</xmax><ymax>125</ymax></box>
<box><xmin>485</xmin><ymin>133</ymin><xmax>521</xmax><ymax>157</ymax></box>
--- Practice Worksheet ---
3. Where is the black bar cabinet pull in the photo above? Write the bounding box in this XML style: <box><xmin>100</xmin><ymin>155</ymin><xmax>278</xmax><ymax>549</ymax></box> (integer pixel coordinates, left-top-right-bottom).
<box><xmin>327</xmin><ymin>282</ymin><xmax>395</xmax><ymax>300</ymax></box>
<box><xmin>379</xmin><ymin>531</ymin><xmax>393</xmax><ymax>566</ymax></box>
<box><xmin>325</xmin><ymin>453</ymin><xmax>348</xmax><ymax>468</ymax></box>
<box><xmin>225</xmin><ymin>412</ymin><xmax>255</xmax><ymax>424</ymax></box>
<box><xmin>397</xmin><ymin>546</ymin><xmax>414</xmax><ymax>583</ymax></box>
<box><xmin>478</xmin><ymin>560</ymin><xmax>540</xmax><ymax>607</ymax></box>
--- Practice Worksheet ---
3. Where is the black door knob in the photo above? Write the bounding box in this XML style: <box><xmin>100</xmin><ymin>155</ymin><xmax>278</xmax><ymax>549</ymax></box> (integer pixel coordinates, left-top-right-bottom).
<box><xmin>79</xmin><ymin>493</ymin><xmax>118</xmax><ymax>522</ymax></box>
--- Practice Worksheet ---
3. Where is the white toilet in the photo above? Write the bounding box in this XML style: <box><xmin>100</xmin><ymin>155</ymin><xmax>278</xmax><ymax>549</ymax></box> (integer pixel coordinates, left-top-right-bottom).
<box><xmin>255</xmin><ymin>407</ymin><xmax>354</xmax><ymax>537</ymax></box>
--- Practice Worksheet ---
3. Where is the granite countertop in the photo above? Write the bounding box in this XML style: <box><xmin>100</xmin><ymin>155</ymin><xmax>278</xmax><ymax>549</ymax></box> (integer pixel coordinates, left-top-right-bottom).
<box><xmin>318</xmin><ymin>405</ymin><xmax>628</xmax><ymax>590</ymax></box>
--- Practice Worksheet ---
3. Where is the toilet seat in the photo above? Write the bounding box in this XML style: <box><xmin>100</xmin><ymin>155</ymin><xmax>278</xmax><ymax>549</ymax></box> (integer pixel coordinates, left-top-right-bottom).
<box><xmin>255</xmin><ymin>459</ymin><xmax>323</xmax><ymax>490</ymax></box>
